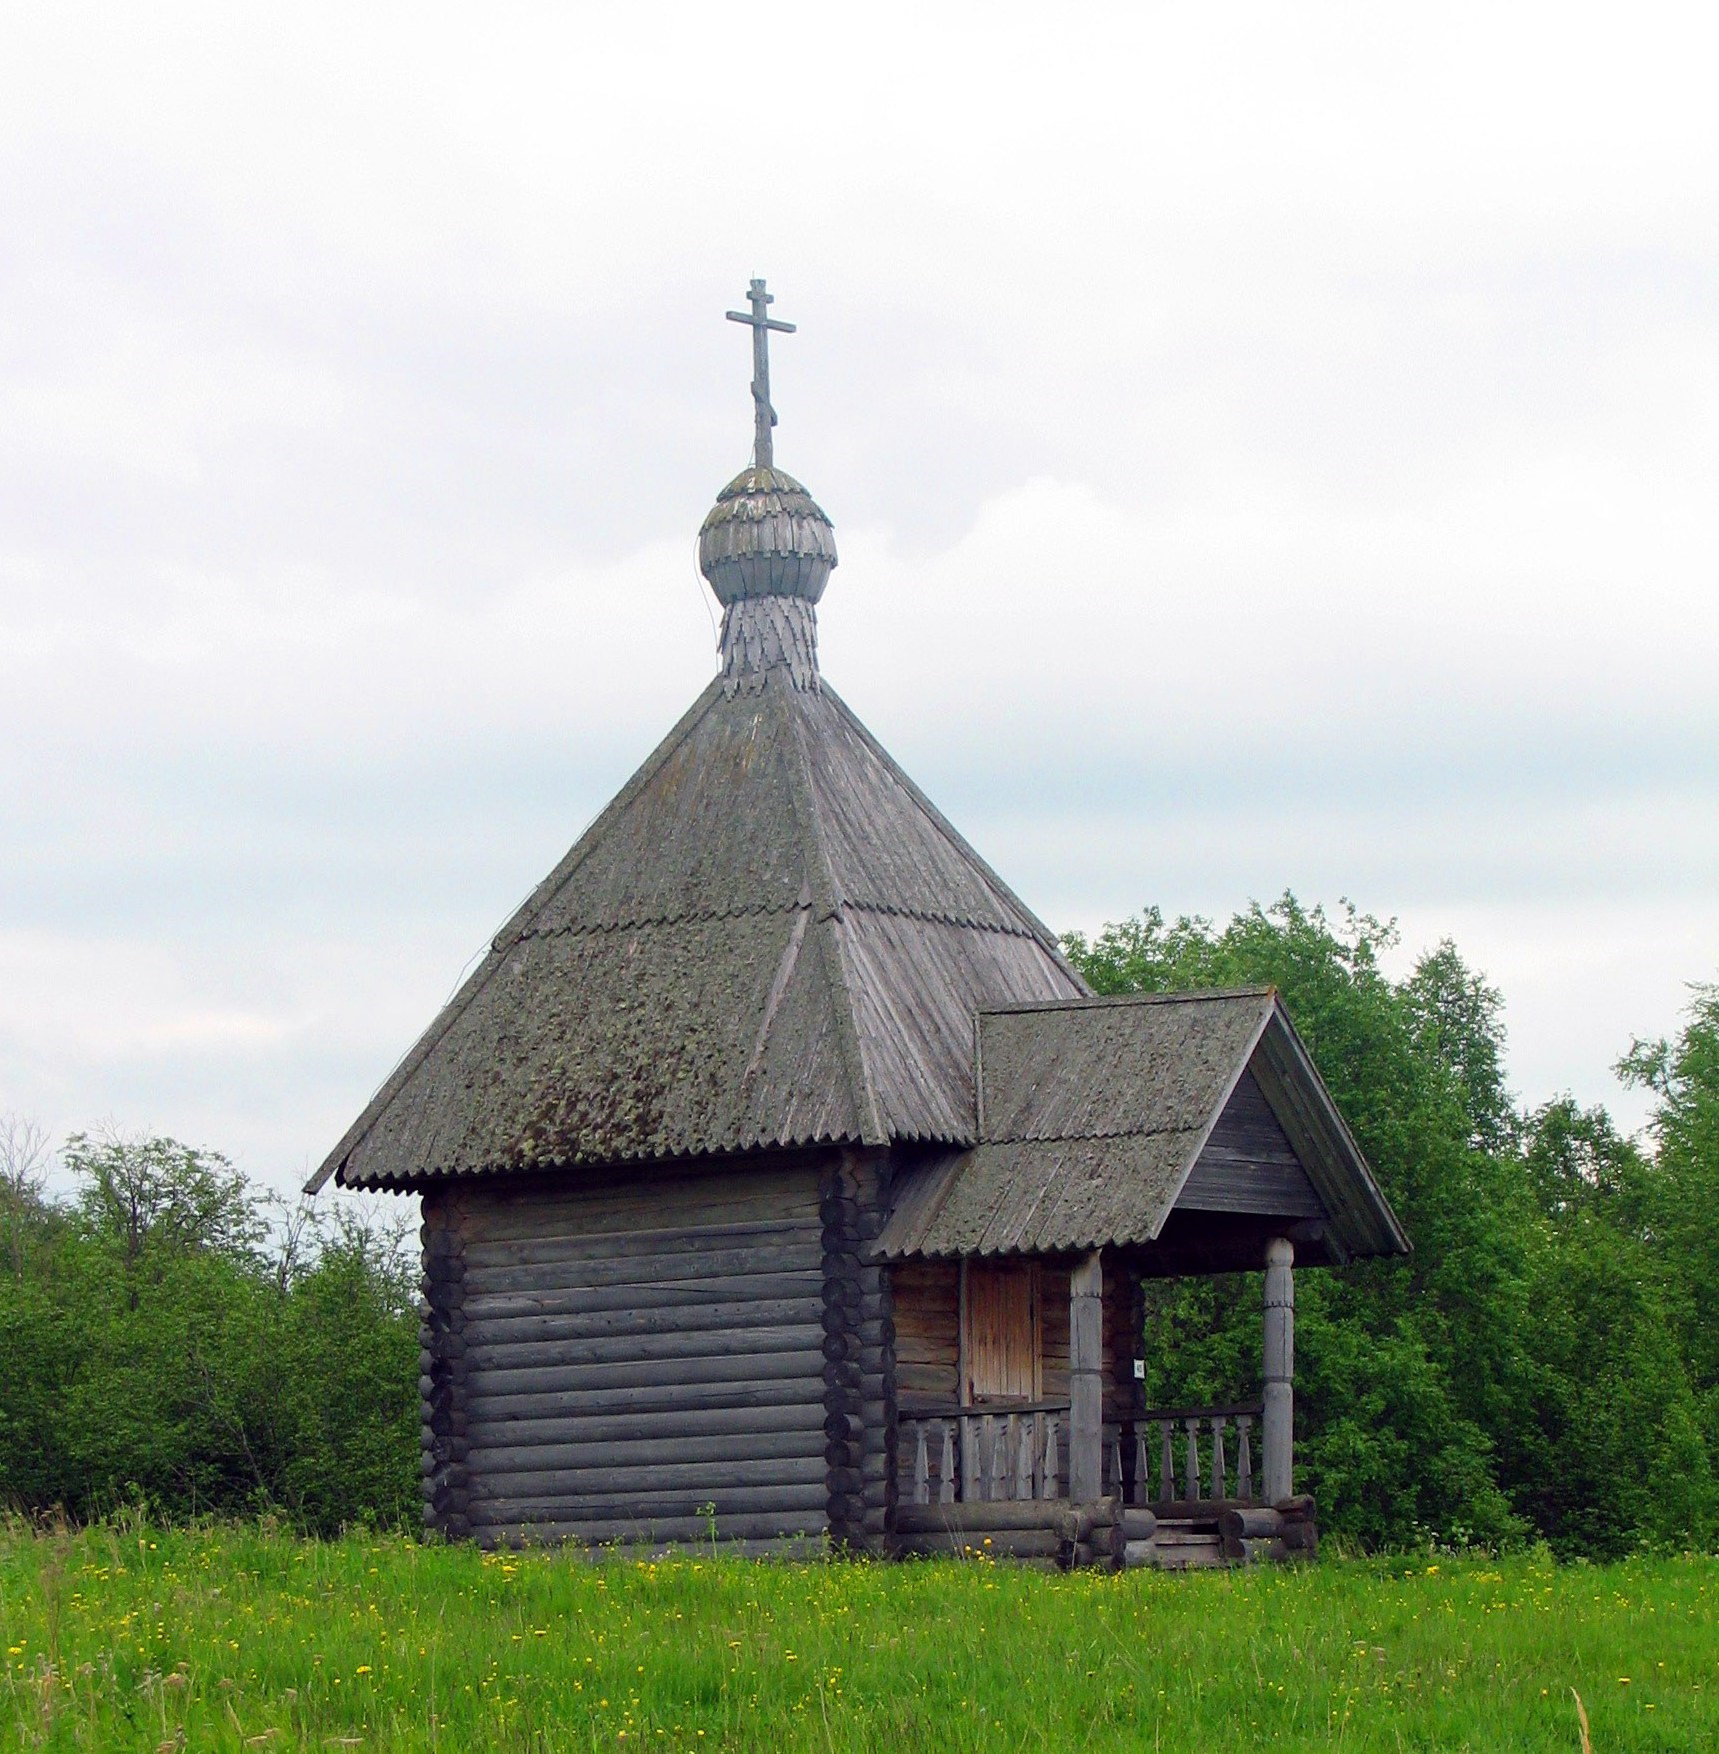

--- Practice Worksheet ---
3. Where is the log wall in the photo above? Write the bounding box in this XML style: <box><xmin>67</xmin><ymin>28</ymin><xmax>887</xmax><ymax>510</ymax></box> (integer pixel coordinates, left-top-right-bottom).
<box><xmin>421</xmin><ymin>1188</ymin><xmax>471</xmax><ymax>1538</ymax></box>
<box><xmin>445</xmin><ymin>1158</ymin><xmax>831</xmax><ymax>1548</ymax></box>
<box><xmin>892</xmin><ymin>1260</ymin><xmax>958</xmax><ymax>1413</ymax></box>
<box><xmin>821</xmin><ymin>1148</ymin><xmax>894</xmax><ymax>1551</ymax></box>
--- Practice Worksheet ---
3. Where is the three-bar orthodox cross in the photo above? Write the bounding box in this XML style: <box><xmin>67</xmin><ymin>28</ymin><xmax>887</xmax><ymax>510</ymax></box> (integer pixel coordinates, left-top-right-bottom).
<box><xmin>726</xmin><ymin>278</ymin><xmax>795</xmax><ymax>470</ymax></box>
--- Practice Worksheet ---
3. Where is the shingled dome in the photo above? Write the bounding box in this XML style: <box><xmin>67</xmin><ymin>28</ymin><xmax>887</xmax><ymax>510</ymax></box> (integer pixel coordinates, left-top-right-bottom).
<box><xmin>698</xmin><ymin>465</ymin><xmax>838</xmax><ymax>604</ymax></box>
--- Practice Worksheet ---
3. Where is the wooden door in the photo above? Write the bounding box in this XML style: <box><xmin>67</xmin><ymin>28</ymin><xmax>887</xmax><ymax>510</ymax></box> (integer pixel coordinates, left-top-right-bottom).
<box><xmin>963</xmin><ymin>1261</ymin><xmax>1041</xmax><ymax>1403</ymax></box>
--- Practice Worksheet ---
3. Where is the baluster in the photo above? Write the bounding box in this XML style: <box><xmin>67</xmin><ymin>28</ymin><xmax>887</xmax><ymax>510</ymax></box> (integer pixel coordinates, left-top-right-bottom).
<box><xmin>1211</xmin><ymin>1416</ymin><xmax>1228</xmax><ymax>1500</ymax></box>
<box><xmin>1134</xmin><ymin>1429</ymin><xmax>1150</xmax><ymax>1507</ymax></box>
<box><xmin>978</xmin><ymin>1414</ymin><xmax>995</xmax><ymax>1501</ymax></box>
<box><xmin>1184</xmin><ymin>1416</ymin><xmax>1202</xmax><ymax>1502</ymax></box>
<box><xmin>938</xmin><ymin>1420</ymin><xmax>956</xmax><ymax>1504</ymax></box>
<box><xmin>912</xmin><ymin>1422</ymin><xmax>929</xmax><ymax>1506</ymax></box>
<box><xmin>1014</xmin><ymin>1415</ymin><xmax>1033</xmax><ymax>1501</ymax></box>
<box><xmin>1043</xmin><ymin>1415</ymin><xmax>1060</xmax><ymax>1499</ymax></box>
<box><xmin>1158</xmin><ymin>1419</ymin><xmax>1174</xmax><ymax>1502</ymax></box>
<box><xmin>1235</xmin><ymin>1415</ymin><xmax>1254</xmax><ymax>1504</ymax></box>
<box><xmin>990</xmin><ymin>1417</ymin><xmax>1009</xmax><ymax>1502</ymax></box>
<box><xmin>1108</xmin><ymin>1432</ymin><xmax>1123</xmax><ymax>1498</ymax></box>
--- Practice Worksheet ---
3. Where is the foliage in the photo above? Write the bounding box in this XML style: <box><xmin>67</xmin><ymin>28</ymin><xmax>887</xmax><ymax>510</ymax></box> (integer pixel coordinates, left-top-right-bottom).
<box><xmin>1621</xmin><ymin>983</ymin><xmax>1719</xmax><ymax>1446</ymax></box>
<box><xmin>1064</xmin><ymin>895</ymin><xmax>1719</xmax><ymax>1557</ymax></box>
<box><xmin>0</xmin><ymin>1130</ymin><xmax>418</xmax><ymax>1536</ymax></box>
<box><xmin>3</xmin><ymin>1522</ymin><xmax>1716</xmax><ymax>1750</ymax></box>
<box><xmin>2</xmin><ymin>901</ymin><xmax>1715</xmax><ymax>1565</ymax></box>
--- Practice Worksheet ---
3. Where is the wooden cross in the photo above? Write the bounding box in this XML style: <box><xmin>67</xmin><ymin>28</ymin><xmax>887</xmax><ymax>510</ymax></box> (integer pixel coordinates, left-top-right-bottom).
<box><xmin>726</xmin><ymin>278</ymin><xmax>795</xmax><ymax>469</ymax></box>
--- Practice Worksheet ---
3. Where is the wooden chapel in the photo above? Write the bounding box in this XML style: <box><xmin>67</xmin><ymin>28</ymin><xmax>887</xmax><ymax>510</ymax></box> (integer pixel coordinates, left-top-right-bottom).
<box><xmin>310</xmin><ymin>281</ymin><xmax>1408</xmax><ymax>1567</ymax></box>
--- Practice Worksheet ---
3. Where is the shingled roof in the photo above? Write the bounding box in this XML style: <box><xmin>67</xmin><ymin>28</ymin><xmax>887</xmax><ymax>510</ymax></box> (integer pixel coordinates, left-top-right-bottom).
<box><xmin>875</xmin><ymin>990</ymin><xmax>1409</xmax><ymax>1260</ymax></box>
<box><xmin>311</xmin><ymin>661</ymin><xmax>1085</xmax><ymax>1191</ymax></box>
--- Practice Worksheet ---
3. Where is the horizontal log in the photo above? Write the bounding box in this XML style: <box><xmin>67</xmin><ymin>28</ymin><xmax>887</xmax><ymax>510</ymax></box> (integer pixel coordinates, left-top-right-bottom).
<box><xmin>465</xmin><ymin>1373</ymin><xmax>830</xmax><ymax>1422</ymax></box>
<box><xmin>467</xmin><ymin>1428</ymin><xmax>824</xmax><ymax>1476</ymax></box>
<box><xmin>468</xmin><ymin>1483</ymin><xmax>828</xmax><ymax>1523</ymax></box>
<box><xmin>462</xmin><ymin>1266</ymin><xmax>823</xmax><ymax>1315</ymax></box>
<box><xmin>471</xmin><ymin>1455</ymin><xmax>828</xmax><ymax>1499</ymax></box>
<box><xmin>896</xmin><ymin>1384</ymin><xmax>962</xmax><ymax>1411</ymax></box>
<box><xmin>1146</xmin><ymin>1498</ymin><xmax>1255</xmax><ymax>1520</ymax></box>
<box><xmin>1275</xmin><ymin>1494</ymin><xmax>1317</xmax><ymax>1520</ymax></box>
<box><xmin>464</xmin><ymin>1321</ymin><xmax>824</xmax><ymax>1372</ymax></box>
<box><xmin>1068</xmin><ymin>1540</ymin><xmax>1119</xmax><ymax>1571</ymax></box>
<box><xmin>462</xmin><ymin>1296</ymin><xmax>824</xmax><ymax>1346</ymax></box>
<box><xmin>894</xmin><ymin>1501</ymin><xmax>1076</xmax><ymax>1537</ymax></box>
<box><xmin>470</xmin><ymin>1163</ymin><xmax>818</xmax><ymax>1208</ymax></box>
<box><xmin>1119</xmin><ymin>1508</ymin><xmax>1158</xmax><ymax>1541</ymax></box>
<box><xmin>1219</xmin><ymin>1507</ymin><xmax>1285</xmax><ymax>1540</ymax></box>
<box><xmin>1139</xmin><ymin>1403</ymin><xmax>1265</xmax><ymax>1423</ymax></box>
<box><xmin>902</xmin><ymin>1400</ymin><xmax>1075</xmax><ymax>1418</ymax></box>
<box><xmin>896</xmin><ymin>1528</ymin><xmax>1065</xmax><ymax>1561</ymax></box>
<box><xmin>468</xmin><ymin>1196</ymin><xmax>820</xmax><ymax>1250</ymax></box>
<box><xmin>467</xmin><ymin>1402</ymin><xmax>827</xmax><ymax>1449</ymax></box>
<box><xmin>894</xmin><ymin>1354</ymin><xmax>958</xmax><ymax>1384</ymax></box>
<box><xmin>470</xmin><ymin>1510</ymin><xmax>828</xmax><ymax>1546</ymax></box>
<box><xmin>464</xmin><ymin>1220</ymin><xmax>820</xmax><ymax>1269</ymax></box>
<box><xmin>1122</xmin><ymin>1539</ymin><xmax>1157</xmax><ymax>1569</ymax></box>
<box><xmin>461</xmin><ymin>1346</ymin><xmax>827</xmax><ymax>1399</ymax></box>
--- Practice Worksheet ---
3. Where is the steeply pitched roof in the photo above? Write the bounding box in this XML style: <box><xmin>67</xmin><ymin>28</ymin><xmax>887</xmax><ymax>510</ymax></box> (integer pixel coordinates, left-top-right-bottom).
<box><xmin>311</xmin><ymin>670</ymin><xmax>1085</xmax><ymax>1190</ymax></box>
<box><xmin>873</xmin><ymin>989</ymin><xmax>1409</xmax><ymax>1260</ymax></box>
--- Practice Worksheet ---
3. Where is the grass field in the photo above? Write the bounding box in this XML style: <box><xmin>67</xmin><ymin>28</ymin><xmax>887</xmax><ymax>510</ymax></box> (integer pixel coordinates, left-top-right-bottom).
<box><xmin>2</xmin><ymin>1522</ymin><xmax>1714</xmax><ymax>1750</ymax></box>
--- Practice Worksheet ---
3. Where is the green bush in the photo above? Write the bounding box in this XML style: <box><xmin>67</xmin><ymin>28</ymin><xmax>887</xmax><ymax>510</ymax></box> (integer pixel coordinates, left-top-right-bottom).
<box><xmin>0</xmin><ymin>1132</ymin><xmax>418</xmax><ymax>1534</ymax></box>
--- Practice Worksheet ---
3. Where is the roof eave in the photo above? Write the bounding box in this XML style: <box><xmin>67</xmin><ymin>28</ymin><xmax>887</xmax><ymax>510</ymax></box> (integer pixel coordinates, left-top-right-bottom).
<box><xmin>1248</xmin><ymin>1000</ymin><xmax>1412</xmax><ymax>1258</ymax></box>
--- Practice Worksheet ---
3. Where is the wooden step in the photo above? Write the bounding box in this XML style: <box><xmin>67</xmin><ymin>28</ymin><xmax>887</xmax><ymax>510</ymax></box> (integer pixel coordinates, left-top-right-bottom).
<box><xmin>1147</xmin><ymin>1523</ymin><xmax>1227</xmax><ymax>1570</ymax></box>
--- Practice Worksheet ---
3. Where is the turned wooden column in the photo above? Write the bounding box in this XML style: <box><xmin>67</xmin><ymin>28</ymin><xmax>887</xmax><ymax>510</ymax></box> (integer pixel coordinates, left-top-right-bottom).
<box><xmin>1068</xmin><ymin>1249</ymin><xmax>1104</xmax><ymax>1503</ymax></box>
<box><xmin>1263</xmin><ymin>1237</ymin><xmax>1295</xmax><ymax>1504</ymax></box>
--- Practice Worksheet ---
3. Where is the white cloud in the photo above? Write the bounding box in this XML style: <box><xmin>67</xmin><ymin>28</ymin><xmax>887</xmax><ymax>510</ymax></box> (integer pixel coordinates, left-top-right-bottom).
<box><xmin>0</xmin><ymin>0</ymin><xmax>1715</xmax><ymax>1189</ymax></box>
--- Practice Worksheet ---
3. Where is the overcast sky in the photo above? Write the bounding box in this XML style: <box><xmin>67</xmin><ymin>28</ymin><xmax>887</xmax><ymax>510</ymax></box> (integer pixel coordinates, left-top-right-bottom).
<box><xmin>3</xmin><ymin>1</ymin><xmax>1715</xmax><ymax>1195</ymax></box>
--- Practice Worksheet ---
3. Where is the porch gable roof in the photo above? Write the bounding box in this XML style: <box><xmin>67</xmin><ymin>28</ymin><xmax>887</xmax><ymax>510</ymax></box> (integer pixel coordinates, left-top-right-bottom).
<box><xmin>874</xmin><ymin>988</ymin><xmax>1409</xmax><ymax>1261</ymax></box>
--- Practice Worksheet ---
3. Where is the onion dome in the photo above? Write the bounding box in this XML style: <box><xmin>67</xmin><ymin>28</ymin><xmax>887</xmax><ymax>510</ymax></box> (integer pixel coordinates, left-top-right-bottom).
<box><xmin>697</xmin><ymin>465</ymin><xmax>838</xmax><ymax>605</ymax></box>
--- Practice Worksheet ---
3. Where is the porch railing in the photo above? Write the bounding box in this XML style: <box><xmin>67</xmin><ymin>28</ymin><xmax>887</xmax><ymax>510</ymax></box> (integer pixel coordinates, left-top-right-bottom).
<box><xmin>902</xmin><ymin>1400</ymin><xmax>1265</xmax><ymax>1508</ymax></box>
<box><xmin>901</xmin><ymin>1404</ymin><xmax>1068</xmax><ymax>1505</ymax></box>
<box><xmin>1129</xmin><ymin>1403</ymin><xmax>1263</xmax><ymax>1506</ymax></box>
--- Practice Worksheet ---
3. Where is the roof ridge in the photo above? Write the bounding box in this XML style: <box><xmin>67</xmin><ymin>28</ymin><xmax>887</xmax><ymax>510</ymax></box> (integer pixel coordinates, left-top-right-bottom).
<box><xmin>305</xmin><ymin>679</ymin><xmax>729</xmax><ymax>1193</ymax></box>
<box><xmin>776</xmin><ymin>682</ymin><xmax>889</xmax><ymax>1146</ymax></box>
<box><xmin>817</xmin><ymin>682</ymin><xmax>1089</xmax><ymax>990</ymax></box>
<box><xmin>981</xmin><ymin>985</ymin><xmax>1277</xmax><ymax>1017</ymax></box>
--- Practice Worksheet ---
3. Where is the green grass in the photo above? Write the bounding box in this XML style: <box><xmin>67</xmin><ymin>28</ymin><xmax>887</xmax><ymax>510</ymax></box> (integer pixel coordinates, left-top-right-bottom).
<box><xmin>1</xmin><ymin>1522</ymin><xmax>1713</xmax><ymax>1750</ymax></box>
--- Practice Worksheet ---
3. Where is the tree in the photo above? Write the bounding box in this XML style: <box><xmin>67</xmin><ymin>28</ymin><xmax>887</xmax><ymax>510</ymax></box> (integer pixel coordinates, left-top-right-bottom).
<box><xmin>66</xmin><ymin>1130</ymin><xmax>264</xmax><ymax>1271</ymax></box>
<box><xmin>1620</xmin><ymin>983</ymin><xmax>1719</xmax><ymax>1460</ymax></box>
<box><xmin>0</xmin><ymin>1113</ymin><xmax>51</xmax><ymax>1276</ymax></box>
<box><xmin>0</xmin><ymin>1131</ymin><xmax>419</xmax><ymax>1533</ymax></box>
<box><xmin>1064</xmin><ymin>894</ymin><xmax>1717</xmax><ymax>1554</ymax></box>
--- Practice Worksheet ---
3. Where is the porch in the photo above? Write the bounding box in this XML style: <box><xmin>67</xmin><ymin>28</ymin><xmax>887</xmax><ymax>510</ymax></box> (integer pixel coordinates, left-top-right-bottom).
<box><xmin>886</xmin><ymin>1240</ymin><xmax>1313</xmax><ymax>1570</ymax></box>
<box><xmin>871</xmin><ymin>989</ymin><xmax>1410</xmax><ymax>1569</ymax></box>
